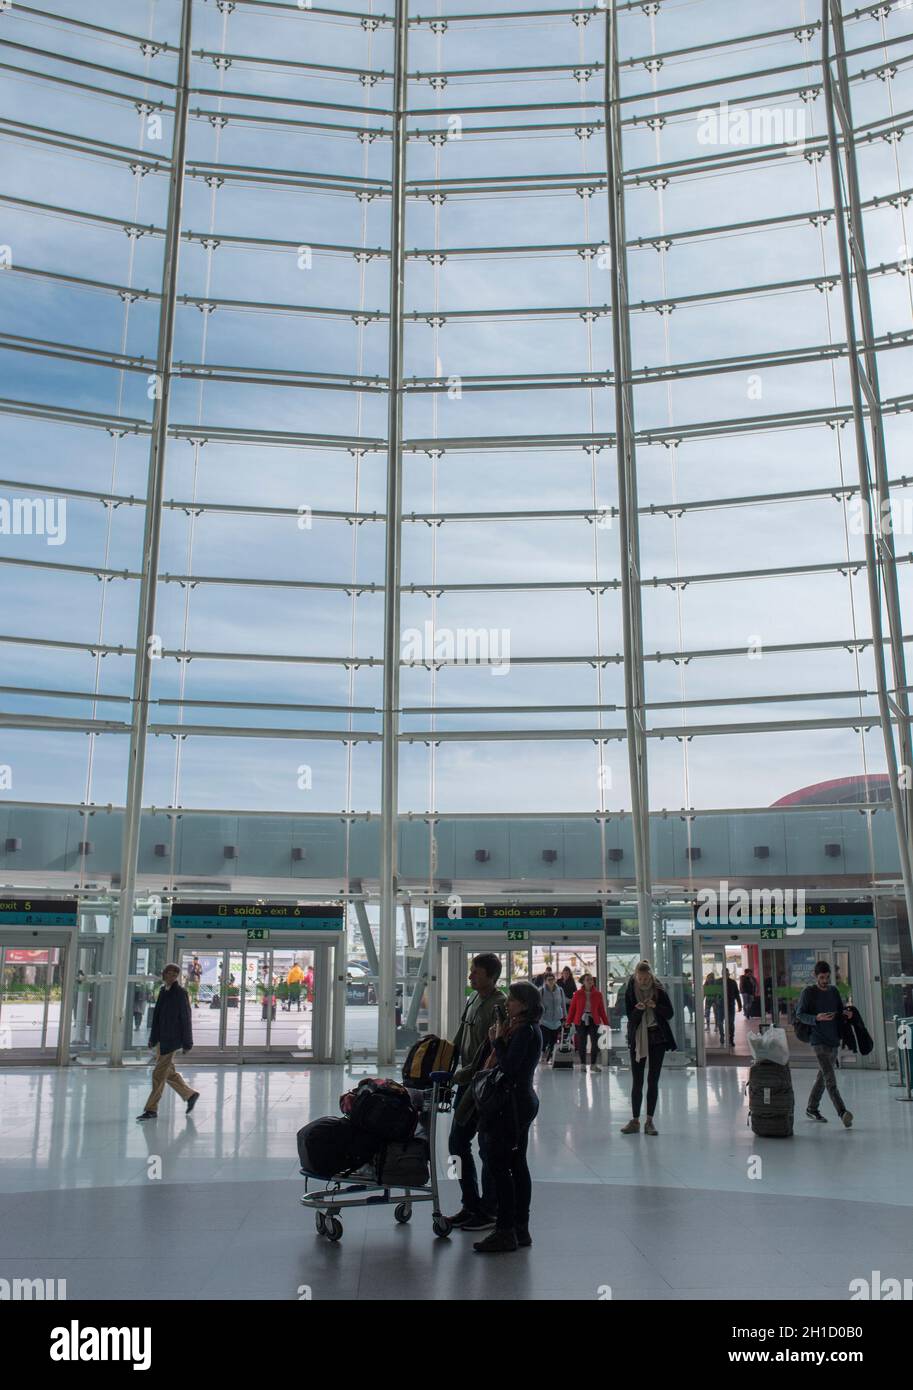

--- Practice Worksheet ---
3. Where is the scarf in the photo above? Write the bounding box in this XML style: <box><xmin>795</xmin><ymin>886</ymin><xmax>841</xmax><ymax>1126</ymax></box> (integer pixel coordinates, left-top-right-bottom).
<box><xmin>634</xmin><ymin>972</ymin><xmax>657</xmax><ymax>1063</ymax></box>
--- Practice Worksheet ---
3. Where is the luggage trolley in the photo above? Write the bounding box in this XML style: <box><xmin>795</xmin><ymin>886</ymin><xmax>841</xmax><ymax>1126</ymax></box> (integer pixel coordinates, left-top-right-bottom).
<box><xmin>299</xmin><ymin>1075</ymin><xmax>455</xmax><ymax>1242</ymax></box>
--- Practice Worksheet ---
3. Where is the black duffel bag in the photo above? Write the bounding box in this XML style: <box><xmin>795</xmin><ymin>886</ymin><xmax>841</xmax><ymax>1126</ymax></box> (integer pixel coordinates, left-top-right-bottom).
<box><xmin>297</xmin><ymin>1116</ymin><xmax>375</xmax><ymax>1178</ymax></box>
<box><xmin>376</xmin><ymin>1138</ymin><xmax>429</xmax><ymax>1187</ymax></box>
<box><xmin>340</xmin><ymin>1077</ymin><xmax>418</xmax><ymax>1142</ymax></box>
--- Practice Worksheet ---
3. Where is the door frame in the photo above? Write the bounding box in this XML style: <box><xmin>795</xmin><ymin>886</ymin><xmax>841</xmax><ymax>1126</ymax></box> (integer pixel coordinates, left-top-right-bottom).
<box><xmin>694</xmin><ymin>929</ymin><xmax>883</xmax><ymax>1068</ymax></box>
<box><xmin>0</xmin><ymin>929</ymin><xmax>73</xmax><ymax>1065</ymax></box>
<box><xmin>167</xmin><ymin>928</ymin><xmax>344</xmax><ymax>1062</ymax></box>
<box><xmin>429</xmin><ymin>930</ymin><xmax>607</xmax><ymax>1042</ymax></box>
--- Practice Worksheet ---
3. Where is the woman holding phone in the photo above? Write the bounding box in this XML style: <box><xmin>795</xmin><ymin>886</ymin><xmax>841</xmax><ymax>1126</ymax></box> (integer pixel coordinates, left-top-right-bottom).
<box><xmin>620</xmin><ymin>961</ymin><xmax>676</xmax><ymax>1135</ymax></box>
<box><xmin>472</xmin><ymin>981</ymin><xmax>543</xmax><ymax>1254</ymax></box>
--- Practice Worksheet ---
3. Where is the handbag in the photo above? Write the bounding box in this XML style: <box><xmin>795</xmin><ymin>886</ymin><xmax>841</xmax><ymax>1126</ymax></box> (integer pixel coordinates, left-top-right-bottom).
<box><xmin>471</xmin><ymin>1064</ymin><xmax>516</xmax><ymax>1127</ymax></box>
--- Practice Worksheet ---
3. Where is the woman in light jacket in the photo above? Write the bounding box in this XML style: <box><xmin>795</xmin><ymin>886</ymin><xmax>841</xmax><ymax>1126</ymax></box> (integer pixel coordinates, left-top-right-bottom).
<box><xmin>620</xmin><ymin>960</ymin><xmax>676</xmax><ymax>1136</ymax></box>
<box><xmin>538</xmin><ymin>971</ymin><xmax>567</xmax><ymax>1061</ymax></box>
<box><xmin>565</xmin><ymin>972</ymin><xmax>609</xmax><ymax>1071</ymax></box>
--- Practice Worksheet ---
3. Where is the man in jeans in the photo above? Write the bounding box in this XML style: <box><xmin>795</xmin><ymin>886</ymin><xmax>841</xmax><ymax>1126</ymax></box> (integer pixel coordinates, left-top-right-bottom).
<box><xmin>795</xmin><ymin>961</ymin><xmax>854</xmax><ymax>1128</ymax></box>
<box><xmin>446</xmin><ymin>953</ymin><xmax>506</xmax><ymax>1233</ymax></box>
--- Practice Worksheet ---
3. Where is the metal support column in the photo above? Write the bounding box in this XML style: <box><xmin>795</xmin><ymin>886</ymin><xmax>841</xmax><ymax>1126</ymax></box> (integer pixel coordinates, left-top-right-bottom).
<box><xmin>605</xmin><ymin>2</ymin><xmax>653</xmax><ymax>961</ymax></box>
<box><xmin>378</xmin><ymin>0</ymin><xmax>409</xmax><ymax>1064</ymax></box>
<box><xmin>822</xmin><ymin>0</ymin><xmax>913</xmax><ymax>948</ymax></box>
<box><xmin>109</xmin><ymin>0</ymin><xmax>194</xmax><ymax>1064</ymax></box>
<box><xmin>353</xmin><ymin>898</ymin><xmax>380</xmax><ymax>976</ymax></box>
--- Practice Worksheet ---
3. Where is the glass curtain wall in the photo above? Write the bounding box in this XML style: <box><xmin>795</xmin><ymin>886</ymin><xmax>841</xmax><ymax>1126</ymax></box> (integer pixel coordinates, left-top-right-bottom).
<box><xmin>1</xmin><ymin>0</ymin><xmax>912</xmax><ymax>1056</ymax></box>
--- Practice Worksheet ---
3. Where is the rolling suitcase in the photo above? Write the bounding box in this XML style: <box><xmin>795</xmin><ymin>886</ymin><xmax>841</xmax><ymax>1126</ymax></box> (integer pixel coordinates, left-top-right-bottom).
<box><xmin>747</xmin><ymin>1059</ymin><xmax>794</xmax><ymax>1137</ymax></box>
<box><xmin>551</xmin><ymin>1027</ymin><xmax>576</xmax><ymax>1070</ymax></box>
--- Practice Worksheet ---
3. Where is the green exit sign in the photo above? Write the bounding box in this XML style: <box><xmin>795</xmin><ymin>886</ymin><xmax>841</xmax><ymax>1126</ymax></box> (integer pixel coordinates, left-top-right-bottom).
<box><xmin>507</xmin><ymin>929</ymin><xmax>529</xmax><ymax>942</ymax></box>
<box><xmin>759</xmin><ymin>928</ymin><xmax>784</xmax><ymax>940</ymax></box>
<box><xmin>246</xmin><ymin>927</ymin><xmax>270</xmax><ymax>942</ymax></box>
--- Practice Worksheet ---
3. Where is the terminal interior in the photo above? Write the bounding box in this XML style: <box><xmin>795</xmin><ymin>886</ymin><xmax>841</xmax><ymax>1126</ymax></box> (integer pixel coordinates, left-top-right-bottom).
<box><xmin>1</xmin><ymin>0</ymin><xmax>913</xmax><ymax>1302</ymax></box>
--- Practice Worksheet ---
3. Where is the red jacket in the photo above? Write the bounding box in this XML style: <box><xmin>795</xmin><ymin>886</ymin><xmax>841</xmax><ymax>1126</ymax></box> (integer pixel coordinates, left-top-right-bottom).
<box><xmin>566</xmin><ymin>987</ymin><xmax>609</xmax><ymax>1027</ymax></box>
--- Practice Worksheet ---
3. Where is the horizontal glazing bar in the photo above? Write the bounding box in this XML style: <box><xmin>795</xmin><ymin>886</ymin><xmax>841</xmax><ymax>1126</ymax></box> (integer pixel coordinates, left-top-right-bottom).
<box><xmin>0</xmin><ymin>555</ymin><xmax>139</xmax><ymax>581</ymax></box>
<box><xmin>0</xmin><ymin>117</ymin><xmax>171</xmax><ymax>168</ymax></box>
<box><xmin>190</xmin><ymin>83</ymin><xmax>395</xmax><ymax>117</ymax></box>
<box><xmin>0</xmin><ymin>37</ymin><xmax>177</xmax><ymax>89</ymax></box>
<box><xmin>192</xmin><ymin>46</ymin><xmax>390</xmax><ymax>81</ymax></box>
<box><xmin>148</xmin><ymin>723</ymin><xmax>381</xmax><ymax>741</ymax></box>
<box><xmin>190</xmin><ymin>104</ymin><xmax>392</xmax><ymax>137</ymax></box>
<box><xmin>158</xmin><ymin>572</ymin><xmax>380</xmax><ymax>593</ymax></box>
<box><xmin>12</xmin><ymin>4</ymin><xmax>181</xmax><ymax>52</ymax></box>
<box><xmin>0</xmin><ymin>59</ymin><xmax>176</xmax><ymax>110</ymax></box>
<box><xmin>0</xmin><ymin>683</ymin><xmax>132</xmax><ymax>704</ymax></box>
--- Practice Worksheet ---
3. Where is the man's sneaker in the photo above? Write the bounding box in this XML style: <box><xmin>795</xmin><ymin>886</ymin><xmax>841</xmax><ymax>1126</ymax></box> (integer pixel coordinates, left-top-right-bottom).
<box><xmin>841</xmin><ymin>1110</ymin><xmax>854</xmax><ymax>1128</ymax></box>
<box><xmin>620</xmin><ymin>1118</ymin><xmax>640</xmax><ymax>1134</ymax></box>
<box><xmin>806</xmin><ymin>1109</ymin><xmax>827</xmax><ymax>1123</ymax></box>
<box><xmin>644</xmin><ymin>1118</ymin><xmax>658</xmax><ymax>1136</ymax></box>
<box><xmin>447</xmin><ymin>1208</ymin><xmax>480</xmax><ymax>1229</ymax></box>
<box><xmin>136</xmin><ymin>1110</ymin><xmax>157</xmax><ymax>1122</ymax></box>
<box><xmin>459</xmin><ymin>1212</ymin><xmax>497</xmax><ymax>1232</ymax></box>
<box><xmin>591</xmin><ymin>1064</ymin><xmax>603</xmax><ymax>1073</ymax></box>
<box><xmin>515</xmin><ymin>1224</ymin><xmax>532</xmax><ymax>1248</ymax></box>
<box><xmin>186</xmin><ymin>1091</ymin><xmax>200</xmax><ymax>1114</ymax></box>
<box><xmin>473</xmin><ymin>1229</ymin><xmax>518</xmax><ymax>1254</ymax></box>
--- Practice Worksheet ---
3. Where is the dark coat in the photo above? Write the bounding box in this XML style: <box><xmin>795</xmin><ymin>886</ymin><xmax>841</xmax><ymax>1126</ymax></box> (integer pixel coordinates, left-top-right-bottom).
<box><xmin>149</xmin><ymin>982</ymin><xmax>193</xmax><ymax>1055</ymax></box>
<box><xmin>624</xmin><ymin>980</ymin><xmax>677</xmax><ymax>1052</ymax></box>
<box><xmin>839</xmin><ymin>1004</ymin><xmax>874</xmax><ymax>1056</ymax></box>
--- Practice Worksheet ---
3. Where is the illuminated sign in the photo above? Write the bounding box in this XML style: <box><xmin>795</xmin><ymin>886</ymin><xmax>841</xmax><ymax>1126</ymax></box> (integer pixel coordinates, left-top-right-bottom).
<box><xmin>171</xmin><ymin>903</ymin><xmax>344</xmax><ymax>932</ymax></box>
<box><xmin>0</xmin><ymin>898</ymin><xmax>78</xmax><ymax>927</ymax></box>
<box><xmin>433</xmin><ymin>903</ymin><xmax>604</xmax><ymax>932</ymax></box>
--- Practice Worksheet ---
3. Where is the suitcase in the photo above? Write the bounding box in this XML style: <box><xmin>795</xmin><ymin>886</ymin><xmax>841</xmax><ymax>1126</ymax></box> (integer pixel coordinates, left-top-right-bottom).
<box><xmin>376</xmin><ymin>1138</ymin><xmax>430</xmax><ymax>1187</ymax></box>
<box><xmin>747</xmin><ymin>1059</ymin><xmax>794</xmax><ymax>1137</ymax></box>
<box><xmin>297</xmin><ymin>1116</ymin><xmax>376</xmax><ymax>1177</ymax></box>
<box><xmin>551</xmin><ymin>1029</ymin><xmax>576</xmax><ymax>1070</ymax></box>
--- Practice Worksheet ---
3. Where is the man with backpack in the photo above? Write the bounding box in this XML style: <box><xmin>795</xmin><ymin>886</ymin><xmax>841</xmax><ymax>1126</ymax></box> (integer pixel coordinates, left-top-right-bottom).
<box><xmin>446</xmin><ymin>953</ymin><xmax>506</xmax><ymax>1233</ymax></box>
<box><xmin>795</xmin><ymin>961</ymin><xmax>854</xmax><ymax>1128</ymax></box>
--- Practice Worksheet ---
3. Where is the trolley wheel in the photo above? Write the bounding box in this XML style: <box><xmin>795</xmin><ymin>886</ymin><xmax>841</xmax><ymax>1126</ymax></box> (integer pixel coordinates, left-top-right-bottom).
<box><xmin>325</xmin><ymin>1216</ymin><xmax>343</xmax><ymax>1242</ymax></box>
<box><xmin>432</xmin><ymin>1216</ymin><xmax>453</xmax><ymax>1238</ymax></box>
<box><xmin>315</xmin><ymin>1212</ymin><xmax>327</xmax><ymax>1236</ymax></box>
<box><xmin>394</xmin><ymin>1202</ymin><xmax>412</xmax><ymax>1224</ymax></box>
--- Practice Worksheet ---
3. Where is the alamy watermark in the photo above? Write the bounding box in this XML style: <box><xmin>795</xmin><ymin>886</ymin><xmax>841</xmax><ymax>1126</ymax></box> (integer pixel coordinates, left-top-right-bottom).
<box><xmin>697</xmin><ymin>100</ymin><xmax>806</xmax><ymax>151</ymax></box>
<box><xmin>401</xmin><ymin>622</ymin><xmax>511</xmax><ymax>676</ymax></box>
<box><xmin>0</xmin><ymin>496</ymin><xmax>66</xmax><ymax>545</ymax></box>
<box><xmin>695</xmin><ymin>882</ymin><xmax>806</xmax><ymax>933</ymax></box>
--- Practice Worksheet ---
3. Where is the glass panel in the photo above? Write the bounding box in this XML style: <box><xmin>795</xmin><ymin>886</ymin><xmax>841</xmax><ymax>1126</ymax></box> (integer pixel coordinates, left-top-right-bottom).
<box><xmin>1</xmin><ymin>953</ymin><xmax>48</xmax><ymax>1050</ymax></box>
<box><xmin>269</xmin><ymin>949</ymin><xmax>315</xmax><ymax>1053</ymax></box>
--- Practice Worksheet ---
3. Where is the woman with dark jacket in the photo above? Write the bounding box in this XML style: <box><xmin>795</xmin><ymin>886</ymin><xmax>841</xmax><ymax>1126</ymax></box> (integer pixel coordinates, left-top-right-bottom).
<box><xmin>473</xmin><ymin>982</ymin><xmax>543</xmax><ymax>1255</ymax></box>
<box><xmin>620</xmin><ymin>960</ymin><xmax>676</xmax><ymax>1136</ymax></box>
<box><xmin>558</xmin><ymin>967</ymin><xmax>576</xmax><ymax>1004</ymax></box>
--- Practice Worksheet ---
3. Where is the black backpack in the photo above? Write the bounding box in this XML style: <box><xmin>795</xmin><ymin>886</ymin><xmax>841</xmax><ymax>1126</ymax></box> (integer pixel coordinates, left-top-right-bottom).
<box><xmin>340</xmin><ymin>1078</ymin><xmax>417</xmax><ymax>1142</ymax></box>
<box><xmin>297</xmin><ymin>1116</ymin><xmax>375</xmax><ymax>1178</ymax></box>
<box><xmin>747</xmin><ymin>1059</ymin><xmax>794</xmax><ymax>1138</ymax></box>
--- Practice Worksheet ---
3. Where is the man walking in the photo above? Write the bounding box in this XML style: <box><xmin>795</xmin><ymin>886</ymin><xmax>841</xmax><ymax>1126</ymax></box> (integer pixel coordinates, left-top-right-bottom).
<box><xmin>722</xmin><ymin>967</ymin><xmax>742</xmax><ymax>1046</ymax></box>
<box><xmin>446</xmin><ymin>953</ymin><xmax>506</xmax><ymax>1234</ymax></box>
<box><xmin>795</xmin><ymin>961</ymin><xmax>854</xmax><ymax>1128</ymax></box>
<box><xmin>136</xmin><ymin>963</ymin><xmax>199</xmax><ymax>1121</ymax></box>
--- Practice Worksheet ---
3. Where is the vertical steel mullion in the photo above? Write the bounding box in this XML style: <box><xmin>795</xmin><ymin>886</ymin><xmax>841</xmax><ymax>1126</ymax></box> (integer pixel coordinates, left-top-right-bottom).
<box><xmin>822</xmin><ymin>0</ymin><xmax>913</xmax><ymax>949</ymax></box>
<box><xmin>605</xmin><ymin>1</ymin><xmax>653</xmax><ymax>960</ymax></box>
<box><xmin>109</xmin><ymin>0</ymin><xmax>193</xmax><ymax>1065</ymax></box>
<box><xmin>828</xmin><ymin>0</ymin><xmax>913</xmax><ymax>797</ymax></box>
<box><xmin>379</xmin><ymin>0</ymin><xmax>409</xmax><ymax>1065</ymax></box>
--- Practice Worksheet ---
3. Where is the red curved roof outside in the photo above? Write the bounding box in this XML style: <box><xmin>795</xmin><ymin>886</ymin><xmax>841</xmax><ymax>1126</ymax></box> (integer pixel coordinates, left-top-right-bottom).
<box><xmin>772</xmin><ymin>775</ymin><xmax>891</xmax><ymax>807</ymax></box>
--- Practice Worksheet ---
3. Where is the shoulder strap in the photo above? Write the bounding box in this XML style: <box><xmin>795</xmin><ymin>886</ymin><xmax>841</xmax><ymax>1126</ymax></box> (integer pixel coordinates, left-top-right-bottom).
<box><xmin>451</xmin><ymin>994</ymin><xmax>475</xmax><ymax>1062</ymax></box>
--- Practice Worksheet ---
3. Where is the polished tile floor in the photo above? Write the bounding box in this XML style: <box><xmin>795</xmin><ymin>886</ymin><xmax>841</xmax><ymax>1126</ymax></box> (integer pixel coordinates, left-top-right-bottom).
<box><xmin>1</xmin><ymin>1061</ymin><xmax>911</xmax><ymax>1300</ymax></box>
